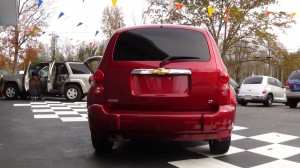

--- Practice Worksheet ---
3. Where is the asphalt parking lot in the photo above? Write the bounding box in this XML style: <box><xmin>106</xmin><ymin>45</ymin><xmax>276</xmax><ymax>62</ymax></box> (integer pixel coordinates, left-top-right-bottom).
<box><xmin>1</xmin><ymin>98</ymin><xmax>300</xmax><ymax>168</ymax></box>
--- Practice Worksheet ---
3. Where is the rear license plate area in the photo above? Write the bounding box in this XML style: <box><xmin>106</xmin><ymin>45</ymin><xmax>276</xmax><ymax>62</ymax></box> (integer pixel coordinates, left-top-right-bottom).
<box><xmin>132</xmin><ymin>75</ymin><xmax>189</xmax><ymax>96</ymax></box>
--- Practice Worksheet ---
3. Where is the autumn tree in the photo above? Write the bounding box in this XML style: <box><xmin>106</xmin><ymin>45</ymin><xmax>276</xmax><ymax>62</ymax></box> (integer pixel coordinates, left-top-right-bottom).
<box><xmin>57</xmin><ymin>38</ymin><xmax>77</xmax><ymax>61</ymax></box>
<box><xmin>145</xmin><ymin>0</ymin><xmax>295</xmax><ymax>81</ymax></box>
<box><xmin>76</xmin><ymin>42</ymin><xmax>100</xmax><ymax>62</ymax></box>
<box><xmin>101</xmin><ymin>6</ymin><xmax>126</xmax><ymax>39</ymax></box>
<box><xmin>132</xmin><ymin>5</ymin><xmax>149</xmax><ymax>26</ymax></box>
<box><xmin>0</xmin><ymin>0</ymin><xmax>50</xmax><ymax>73</ymax></box>
<box><xmin>19</xmin><ymin>43</ymin><xmax>44</xmax><ymax>70</ymax></box>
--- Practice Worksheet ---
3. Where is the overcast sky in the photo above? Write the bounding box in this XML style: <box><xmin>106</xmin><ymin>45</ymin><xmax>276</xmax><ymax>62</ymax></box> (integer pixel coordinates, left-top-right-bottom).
<box><xmin>41</xmin><ymin>0</ymin><xmax>300</xmax><ymax>51</ymax></box>
<box><xmin>42</xmin><ymin>0</ymin><xmax>148</xmax><ymax>44</ymax></box>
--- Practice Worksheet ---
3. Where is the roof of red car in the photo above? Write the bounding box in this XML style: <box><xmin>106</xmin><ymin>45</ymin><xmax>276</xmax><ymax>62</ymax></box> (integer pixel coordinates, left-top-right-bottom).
<box><xmin>115</xmin><ymin>24</ymin><xmax>208</xmax><ymax>34</ymax></box>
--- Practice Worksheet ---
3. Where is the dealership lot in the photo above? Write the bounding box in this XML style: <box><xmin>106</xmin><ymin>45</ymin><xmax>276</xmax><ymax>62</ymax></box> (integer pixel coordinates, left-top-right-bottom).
<box><xmin>1</xmin><ymin>99</ymin><xmax>300</xmax><ymax>168</ymax></box>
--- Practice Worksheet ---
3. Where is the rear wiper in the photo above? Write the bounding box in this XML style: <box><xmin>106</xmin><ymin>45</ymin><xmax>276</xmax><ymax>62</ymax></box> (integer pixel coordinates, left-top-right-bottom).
<box><xmin>159</xmin><ymin>56</ymin><xmax>200</xmax><ymax>67</ymax></box>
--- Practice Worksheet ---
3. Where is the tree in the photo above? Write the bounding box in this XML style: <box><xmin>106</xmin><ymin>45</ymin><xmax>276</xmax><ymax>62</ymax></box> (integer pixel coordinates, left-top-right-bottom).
<box><xmin>0</xmin><ymin>0</ymin><xmax>50</xmax><ymax>73</ymax></box>
<box><xmin>77</xmin><ymin>42</ymin><xmax>100</xmax><ymax>62</ymax></box>
<box><xmin>132</xmin><ymin>5</ymin><xmax>149</xmax><ymax>25</ymax></box>
<box><xmin>62</xmin><ymin>39</ymin><xmax>75</xmax><ymax>61</ymax></box>
<box><xmin>146</xmin><ymin>0</ymin><xmax>294</xmax><ymax>58</ymax></box>
<box><xmin>145</xmin><ymin>0</ymin><xmax>295</xmax><ymax>81</ymax></box>
<box><xmin>101</xmin><ymin>6</ymin><xmax>126</xmax><ymax>39</ymax></box>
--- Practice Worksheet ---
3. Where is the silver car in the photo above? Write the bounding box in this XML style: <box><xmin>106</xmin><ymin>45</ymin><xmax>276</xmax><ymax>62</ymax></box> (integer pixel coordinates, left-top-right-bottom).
<box><xmin>0</xmin><ymin>56</ymin><xmax>102</xmax><ymax>101</ymax></box>
<box><xmin>237</xmin><ymin>75</ymin><xmax>286</xmax><ymax>107</ymax></box>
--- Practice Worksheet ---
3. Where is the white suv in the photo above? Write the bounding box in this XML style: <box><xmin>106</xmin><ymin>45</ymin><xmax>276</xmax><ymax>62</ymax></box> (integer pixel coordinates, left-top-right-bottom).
<box><xmin>0</xmin><ymin>56</ymin><xmax>102</xmax><ymax>101</ymax></box>
<box><xmin>237</xmin><ymin>75</ymin><xmax>286</xmax><ymax>107</ymax></box>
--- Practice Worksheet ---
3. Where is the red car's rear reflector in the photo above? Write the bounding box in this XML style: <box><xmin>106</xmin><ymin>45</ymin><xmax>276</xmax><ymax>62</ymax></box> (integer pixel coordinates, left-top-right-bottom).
<box><xmin>94</xmin><ymin>85</ymin><xmax>104</xmax><ymax>95</ymax></box>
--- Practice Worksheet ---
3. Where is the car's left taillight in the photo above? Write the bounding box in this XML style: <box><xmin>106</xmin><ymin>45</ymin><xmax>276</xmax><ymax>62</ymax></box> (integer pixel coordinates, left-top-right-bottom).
<box><xmin>93</xmin><ymin>70</ymin><xmax>104</xmax><ymax>95</ymax></box>
<box><xmin>218</xmin><ymin>70</ymin><xmax>230</xmax><ymax>105</ymax></box>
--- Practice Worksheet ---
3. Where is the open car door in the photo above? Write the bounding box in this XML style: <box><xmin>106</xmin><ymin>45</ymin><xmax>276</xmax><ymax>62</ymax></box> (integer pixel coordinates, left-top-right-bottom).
<box><xmin>24</xmin><ymin>61</ymin><xmax>31</xmax><ymax>92</ymax></box>
<box><xmin>47</xmin><ymin>61</ymin><xmax>55</xmax><ymax>92</ymax></box>
<box><xmin>84</xmin><ymin>56</ymin><xmax>102</xmax><ymax>73</ymax></box>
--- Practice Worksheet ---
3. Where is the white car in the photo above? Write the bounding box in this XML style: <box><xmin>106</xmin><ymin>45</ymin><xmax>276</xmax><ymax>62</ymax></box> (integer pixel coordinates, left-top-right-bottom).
<box><xmin>237</xmin><ymin>75</ymin><xmax>286</xmax><ymax>107</ymax></box>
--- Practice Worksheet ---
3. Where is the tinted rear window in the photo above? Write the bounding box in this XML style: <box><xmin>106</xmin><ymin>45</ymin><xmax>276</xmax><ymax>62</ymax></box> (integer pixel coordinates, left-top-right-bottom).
<box><xmin>243</xmin><ymin>77</ymin><xmax>263</xmax><ymax>84</ymax></box>
<box><xmin>289</xmin><ymin>71</ymin><xmax>300</xmax><ymax>80</ymax></box>
<box><xmin>114</xmin><ymin>28</ymin><xmax>210</xmax><ymax>61</ymax></box>
<box><xmin>69</xmin><ymin>63</ymin><xmax>91</xmax><ymax>74</ymax></box>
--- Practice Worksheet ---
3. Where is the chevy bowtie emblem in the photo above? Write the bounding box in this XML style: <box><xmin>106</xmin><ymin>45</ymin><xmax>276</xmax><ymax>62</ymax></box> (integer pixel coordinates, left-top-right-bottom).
<box><xmin>152</xmin><ymin>68</ymin><xmax>170</xmax><ymax>75</ymax></box>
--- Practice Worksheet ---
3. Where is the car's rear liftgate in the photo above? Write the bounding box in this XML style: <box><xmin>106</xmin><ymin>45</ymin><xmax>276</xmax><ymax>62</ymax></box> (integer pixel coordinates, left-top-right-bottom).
<box><xmin>104</xmin><ymin>61</ymin><xmax>218</xmax><ymax>111</ymax></box>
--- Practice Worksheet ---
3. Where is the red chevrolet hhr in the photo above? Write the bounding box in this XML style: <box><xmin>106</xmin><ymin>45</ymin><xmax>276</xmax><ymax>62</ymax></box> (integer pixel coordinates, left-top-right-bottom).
<box><xmin>87</xmin><ymin>25</ymin><xmax>237</xmax><ymax>154</ymax></box>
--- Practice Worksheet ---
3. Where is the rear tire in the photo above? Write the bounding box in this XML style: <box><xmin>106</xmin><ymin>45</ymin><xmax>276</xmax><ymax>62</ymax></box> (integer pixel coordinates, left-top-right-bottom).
<box><xmin>209</xmin><ymin>138</ymin><xmax>231</xmax><ymax>154</ymax></box>
<box><xmin>64</xmin><ymin>85</ymin><xmax>82</xmax><ymax>101</ymax></box>
<box><xmin>288</xmin><ymin>98</ymin><xmax>298</xmax><ymax>108</ymax></box>
<box><xmin>4</xmin><ymin>84</ymin><xmax>19</xmax><ymax>100</ymax></box>
<box><xmin>240</xmin><ymin>101</ymin><xmax>247</xmax><ymax>106</ymax></box>
<box><xmin>91</xmin><ymin>136</ymin><xmax>114</xmax><ymax>152</ymax></box>
<box><xmin>263</xmin><ymin>94</ymin><xmax>273</xmax><ymax>107</ymax></box>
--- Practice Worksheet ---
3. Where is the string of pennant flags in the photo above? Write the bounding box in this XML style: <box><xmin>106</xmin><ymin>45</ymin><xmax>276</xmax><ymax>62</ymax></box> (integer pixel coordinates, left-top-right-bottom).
<box><xmin>34</xmin><ymin>0</ymin><xmax>120</xmax><ymax>45</ymax></box>
<box><xmin>33</xmin><ymin>0</ymin><xmax>297</xmax><ymax>44</ymax></box>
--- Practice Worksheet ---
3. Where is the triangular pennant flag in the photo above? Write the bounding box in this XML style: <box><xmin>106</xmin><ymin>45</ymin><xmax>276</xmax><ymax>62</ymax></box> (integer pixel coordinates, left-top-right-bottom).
<box><xmin>26</xmin><ymin>27</ymin><xmax>33</xmax><ymax>31</ymax></box>
<box><xmin>266</xmin><ymin>11</ymin><xmax>272</xmax><ymax>16</ymax></box>
<box><xmin>58</xmin><ymin>12</ymin><xmax>65</xmax><ymax>19</ymax></box>
<box><xmin>207</xmin><ymin>7</ymin><xmax>214</xmax><ymax>17</ymax></box>
<box><xmin>95</xmin><ymin>30</ymin><xmax>99</xmax><ymax>37</ymax></box>
<box><xmin>33</xmin><ymin>28</ymin><xmax>40</xmax><ymax>34</ymax></box>
<box><xmin>291</xmin><ymin>12</ymin><xmax>296</xmax><ymax>18</ymax></box>
<box><xmin>112</xmin><ymin>0</ymin><xmax>117</xmax><ymax>7</ymax></box>
<box><xmin>76</xmin><ymin>22</ymin><xmax>83</xmax><ymax>27</ymax></box>
<box><xmin>38</xmin><ymin>0</ymin><xmax>43</xmax><ymax>8</ymax></box>
<box><xmin>55</xmin><ymin>35</ymin><xmax>60</xmax><ymax>39</ymax></box>
<box><xmin>175</xmin><ymin>3</ymin><xmax>184</xmax><ymax>10</ymax></box>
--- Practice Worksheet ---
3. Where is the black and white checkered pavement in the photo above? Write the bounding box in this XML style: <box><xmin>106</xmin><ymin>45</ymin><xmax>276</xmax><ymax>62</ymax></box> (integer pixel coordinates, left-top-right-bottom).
<box><xmin>169</xmin><ymin>126</ymin><xmax>300</xmax><ymax>168</ymax></box>
<box><xmin>13</xmin><ymin>101</ymin><xmax>300</xmax><ymax>167</ymax></box>
<box><xmin>14</xmin><ymin>101</ymin><xmax>88</xmax><ymax>122</ymax></box>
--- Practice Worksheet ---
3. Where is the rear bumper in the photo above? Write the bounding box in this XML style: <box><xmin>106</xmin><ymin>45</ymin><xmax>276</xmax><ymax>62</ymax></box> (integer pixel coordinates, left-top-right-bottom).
<box><xmin>286</xmin><ymin>90</ymin><xmax>300</xmax><ymax>98</ymax></box>
<box><xmin>237</xmin><ymin>94</ymin><xmax>267</xmax><ymax>102</ymax></box>
<box><xmin>88</xmin><ymin>105</ymin><xmax>236</xmax><ymax>141</ymax></box>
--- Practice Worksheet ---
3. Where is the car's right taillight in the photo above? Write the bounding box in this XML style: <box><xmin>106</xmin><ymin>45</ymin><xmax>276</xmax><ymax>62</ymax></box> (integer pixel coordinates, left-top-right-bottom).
<box><xmin>218</xmin><ymin>70</ymin><xmax>230</xmax><ymax>105</ymax></box>
<box><xmin>285</xmin><ymin>81</ymin><xmax>290</xmax><ymax>89</ymax></box>
<box><xmin>93</xmin><ymin>70</ymin><xmax>104</xmax><ymax>95</ymax></box>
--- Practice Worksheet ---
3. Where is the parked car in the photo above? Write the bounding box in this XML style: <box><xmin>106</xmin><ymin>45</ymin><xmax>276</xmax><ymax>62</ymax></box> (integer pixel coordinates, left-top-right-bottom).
<box><xmin>237</xmin><ymin>75</ymin><xmax>286</xmax><ymax>107</ymax></box>
<box><xmin>0</xmin><ymin>70</ymin><xmax>8</xmax><ymax>97</ymax></box>
<box><xmin>87</xmin><ymin>25</ymin><xmax>237</xmax><ymax>154</ymax></box>
<box><xmin>0</xmin><ymin>56</ymin><xmax>102</xmax><ymax>101</ymax></box>
<box><xmin>0</xmin><ymin>70</ymin><xmax>8</xmax><ymax>79</ymax></box>
<box><xmin>285</xmin><ymin>70</ymin><xmax>300</xmax><ymax>108</ymax></box>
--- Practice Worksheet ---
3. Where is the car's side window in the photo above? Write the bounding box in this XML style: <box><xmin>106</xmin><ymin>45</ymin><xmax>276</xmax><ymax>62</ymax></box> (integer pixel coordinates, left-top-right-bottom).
<box><xmin>38</xmin><ymin>66</ymin><xmax>49</xmax><ymax>83</ymax></box>
<box><xmin>276</xmin><ymin>79</ymin><xmax>283</xmax><ymax>88</ymax></box>
<box><xmin>267</xmin><ymin>78</ymin><xmax>272</xmax><ymax>85</ymax></box>
<box><xmin>267</xmin><ymin>78</ymin><xmax>277</xmax><ymax>86</ymax></box>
